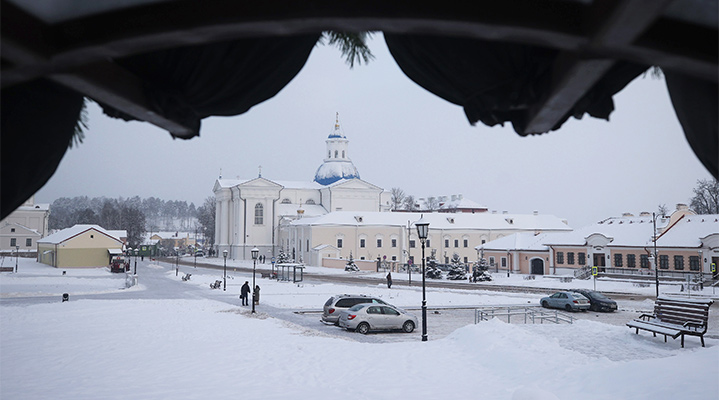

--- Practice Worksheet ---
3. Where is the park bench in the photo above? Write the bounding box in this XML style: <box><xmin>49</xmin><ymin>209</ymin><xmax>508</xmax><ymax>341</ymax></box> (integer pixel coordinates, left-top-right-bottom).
<box><xmin>626</xmin><ymin>296</ymin><xmax>713</xmax><ymax>347</ymax></box>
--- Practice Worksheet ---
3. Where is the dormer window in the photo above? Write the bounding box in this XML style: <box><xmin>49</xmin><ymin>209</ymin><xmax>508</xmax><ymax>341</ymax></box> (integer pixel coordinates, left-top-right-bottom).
<box><xmin>306</xmin><ymin>199</ymin><xmax>316</xmax><ymax>205</ymax></box>
<box><xmin>354</xmin><ymin>216</ymin><xmax>363</xmax><ymax>223</ymax></box>
<box><xmin>505</xmin><ymin>218</ymin><xmax>514</xmax><ymax>224</ymax></box>
<box><xmin>281</xmin><ymin>198</ymin><xmax>291</xmax><ymax>204</ymax></box>
<box><xmin>447</xmin><ymin>218</ymin><xmax>455</xmax><ymax>224</ymax></box>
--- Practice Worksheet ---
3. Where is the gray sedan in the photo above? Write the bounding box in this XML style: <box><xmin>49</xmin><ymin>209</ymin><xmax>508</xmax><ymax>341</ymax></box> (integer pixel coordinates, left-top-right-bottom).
<box><xmin>540</xmin><ymin>291</ymin><xmax>590</xmax><ymax>311</ymax></box>
<box><xmin>338</xmin><ymin>303</ymin><xmax>418</xmax><ymax>334</ymax></box>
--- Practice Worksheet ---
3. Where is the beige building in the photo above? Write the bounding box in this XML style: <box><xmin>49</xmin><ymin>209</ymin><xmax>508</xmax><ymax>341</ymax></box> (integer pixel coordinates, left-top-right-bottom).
<box><xmin>284</xmin><ymin>211</ymin><xmax>572</xmax><ymax>268</ymax></box>
<box><xmin>479</xmin><ymin>205</ymin><xmax>719</xmax><ymax>277</ymax></box>
<box><xmin>0</xmin><ymin>195</ymin><xmax>50</xmax><ymax>254</ymax></box>
<box><xmin>37</xmin><ymin>225</ymin><xmax>124</xmax><ymax>268</ymax></box>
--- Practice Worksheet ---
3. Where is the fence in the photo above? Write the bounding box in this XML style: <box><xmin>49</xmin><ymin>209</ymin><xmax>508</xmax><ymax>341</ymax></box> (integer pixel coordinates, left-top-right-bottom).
<box><xmin>474</xmin><ymin>305</ymin><xmax>576</xmax><ymax>324</ymax></box>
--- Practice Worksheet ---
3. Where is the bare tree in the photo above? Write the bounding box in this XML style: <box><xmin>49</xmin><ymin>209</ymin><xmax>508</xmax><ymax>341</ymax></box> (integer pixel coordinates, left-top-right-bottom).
<box><xmin>424</xmin><ymin>196</ymin><xmax>440</xmax><ymax>211</ymax></box>
<box><xmin>690</xmin><ymin>178</ymin><xmax>719</xmax><ymax>214</ymax></box>
<box><xmin>196</xmin><ymin>196</ymin><xmax>216</xmax><ymax>248</ymax></box>
<box><xmin>403</xmin><ymin>195</ymin><xmax>417</xmax><ymax>211</ymax></box>
<box><xmin>657</xmin><ymin>204</ymin><xmax>669</xmax><ymax>217</ymax></box>
<box><xmin>390</xmin><ymin>187</ymin><xmax>406</xmax><ymax>211</ymax></box>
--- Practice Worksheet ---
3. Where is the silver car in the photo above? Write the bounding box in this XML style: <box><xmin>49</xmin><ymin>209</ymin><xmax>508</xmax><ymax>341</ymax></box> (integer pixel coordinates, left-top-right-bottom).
<box><xmin>322</xmin><ymin>294</ymin><xmax>389</xmax><ymax>325</ymax></box>
<box><xmin>540</xmin><ymin>291</ymin><xmax>590</xmax><ymax>311</ymax></box>
<box><xmin>338</xmin><ymin>303</ymin><xmax>418</xmax><ymax>334</ymax></box>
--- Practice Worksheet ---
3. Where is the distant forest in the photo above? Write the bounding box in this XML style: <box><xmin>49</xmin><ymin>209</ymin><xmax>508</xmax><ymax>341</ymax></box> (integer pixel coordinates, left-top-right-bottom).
<box><xmin>48</xmin><ymin>196</ymin><xmax>215</xmax><ymax>248</ymax></box>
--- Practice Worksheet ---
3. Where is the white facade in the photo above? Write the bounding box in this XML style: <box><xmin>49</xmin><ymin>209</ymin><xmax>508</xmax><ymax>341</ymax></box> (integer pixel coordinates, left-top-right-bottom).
<box><xmin>0</xmin><ymin>196</ymin><xmax>50</xmax><ymax>253</ymax></box>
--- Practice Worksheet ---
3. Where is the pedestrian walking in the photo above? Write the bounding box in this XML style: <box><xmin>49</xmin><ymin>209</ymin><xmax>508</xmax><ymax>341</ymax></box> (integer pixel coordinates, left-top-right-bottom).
<box><xmin>240</xmin><ymin>281</ymin><xmax>250</xmax><ymax>306</ymax></box>
<box><xmin>386</xmin><ymin>272</ymin><xmax>392</xmax><ymax>288</ymax></box>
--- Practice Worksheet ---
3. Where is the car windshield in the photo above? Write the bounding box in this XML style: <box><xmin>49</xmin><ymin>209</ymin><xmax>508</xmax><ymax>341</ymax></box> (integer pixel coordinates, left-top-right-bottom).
<box><xmin>348</xmin><ymin>304</ymin><xmax>367</xmax><ymax>311</ymax></box>
<box><xmin>591</xmin><ymin>292</ymin><xmax>609</xmax><ymax>300</ymax></box>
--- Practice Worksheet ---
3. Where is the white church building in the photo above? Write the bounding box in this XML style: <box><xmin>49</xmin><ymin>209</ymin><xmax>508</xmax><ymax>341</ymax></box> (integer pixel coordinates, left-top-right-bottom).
<box><xmin>214</xmin><ymin>116</ymin><xmax>571</xmax><ymax>266</ymax></box>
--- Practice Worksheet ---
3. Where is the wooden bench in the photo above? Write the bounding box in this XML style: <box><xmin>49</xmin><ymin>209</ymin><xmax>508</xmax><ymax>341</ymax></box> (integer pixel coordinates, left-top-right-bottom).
<box><xmin>626</xmin><ymin>296</ymin><xmax>713</xmax><ymax>347</ymax></box>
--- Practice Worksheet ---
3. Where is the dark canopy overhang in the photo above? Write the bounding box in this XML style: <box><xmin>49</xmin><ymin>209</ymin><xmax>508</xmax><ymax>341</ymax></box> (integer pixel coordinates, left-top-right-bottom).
<box><xmin>1</xmin><ymin>0</ymin><xmax>717</xmax><ymax>218</ymax></box>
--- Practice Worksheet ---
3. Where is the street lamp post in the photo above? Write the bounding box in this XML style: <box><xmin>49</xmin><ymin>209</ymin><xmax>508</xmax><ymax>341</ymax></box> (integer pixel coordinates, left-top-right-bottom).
<box><xmin>251</xmin><ymin>247</ymin><xmax>259</xmax><ymax>313</ymax></box>
<box><xmin>416</xmin><ymin>215</ymin><xmax>430</xmax><ymax>342</ymax></box>
<box><xmin>126</xmin><ymin>247</ymin><xmax>132</xmax><ymax>273</ymax></box>
<box><xmin>15</xmin><ymin>245</ymin><xmax>19</xmax><ymax>273</ymax></box>
<box><xmin>223</xmin><ymin>250</ymin><xmax>228</xmax><ymax>291</ymax></box>
<box><xmin>134</xmin><ymin>249</ymin><xmax>138</xmax><ymax>275</ymax></box>
<box><xmin>653</xmin><ymin>213</ymin><xmax>659</xmax><ymax>298</ymax></box>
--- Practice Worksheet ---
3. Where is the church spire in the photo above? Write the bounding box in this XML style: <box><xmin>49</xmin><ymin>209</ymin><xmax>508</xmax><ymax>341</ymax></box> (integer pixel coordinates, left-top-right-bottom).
<box><xmin>314</xmin><ymin>113</ymin><xmax>360</xmax><ymax>185</ymax></box>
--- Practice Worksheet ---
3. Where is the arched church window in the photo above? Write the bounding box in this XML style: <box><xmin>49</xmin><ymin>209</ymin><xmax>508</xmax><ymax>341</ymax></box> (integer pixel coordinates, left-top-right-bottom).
<box><xmin>281</xmin><ymin>198</ymin><xmax>291</xmax><ymax>204</ymax></box>
<box><xmin>254</xmin><ymin>203</ymin><xmax>264</xmax><ymax>225</ymax></box>
<box><xmin>334</xmin><ymin>150</ymin><xmax>338</xmax><ymax>158</ymax></box>
<box><xmin>342</xmin><ymin>150</ymin><xmax>345</xmax><ymax>158</ymax></box>
<box><xmin>328</xmin><ymin>151</ymin><xmax>331</xmax><ymax>158</ymax></box>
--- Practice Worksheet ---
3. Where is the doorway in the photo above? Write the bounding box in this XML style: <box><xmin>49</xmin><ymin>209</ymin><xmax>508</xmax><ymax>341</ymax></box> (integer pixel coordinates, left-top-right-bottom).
<box><xmin>593</xmin><ymin>253</ymin><xmax>606</xmax><ymax>272</ymax></box>
<box><xmin>531</xmin><ymin>258</ymin><xmax>544</xmax><ymax>275</ymax></box>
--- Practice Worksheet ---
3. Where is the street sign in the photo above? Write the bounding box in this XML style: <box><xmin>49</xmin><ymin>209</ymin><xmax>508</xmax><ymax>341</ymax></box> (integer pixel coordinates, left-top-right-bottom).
<box><xmin>711</xmin><ymin>263</ymin><xmax>716</xmax><ymax>273</ymax></box>
<box><xmin>592</xmin><ymin>266</ymin><xmax>598</xmax><ymax>276</ymax></box>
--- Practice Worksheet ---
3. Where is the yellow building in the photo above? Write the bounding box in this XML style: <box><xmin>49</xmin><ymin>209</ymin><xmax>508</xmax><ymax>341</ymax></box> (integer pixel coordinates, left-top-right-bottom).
<box><xmin>37</xmin><ymin>225</ymin><xmax>124</xmax><ymax>268</ymax></box>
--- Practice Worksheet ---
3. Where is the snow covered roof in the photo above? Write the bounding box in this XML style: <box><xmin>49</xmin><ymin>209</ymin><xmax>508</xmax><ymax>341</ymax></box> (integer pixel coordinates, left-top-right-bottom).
<box><xmin>542</xmin><ymin>215</ymin><xmax>662</xmax><ymax>247</ymax></box>
<box><xmin>656</xmin><ymin>214</ymin><xmax>719</xmax><ymax>248</ymax></box>
<box><xmin>107</xmin><ymin>230</ymin><xmax>127</xmax><ymax>240</ymax></box>
<box><xmin>151</xmin><ymin>231</ymin><xmax>190</xmax><ymax>240</ymax></box>
<box><xmin>38</xmin><ymin>224</ymin><xmax>121</xmax><ymax>245</ymax></box>
<box><xmin>216</xmin><ymin>178</ymin><xmax>323</xmax><ymax>190</ymax></box>
<box><xmin>14</xmin><ymin>203</ymin><xmax>50</xmax><ymax>211</ymax></box>
<box><xmin>277</xmin><ymin>203</ymin><xmax>328</xmax><ymax>218</ymax></box>
<box><xmin>314</xmin><ymin>160</ymin><xmax>360</xmax><ymax>185</ymax></box>
<box><xmin>479</xmin><ymin>232</ymin><xmax>557</xmax><ymax>251</ymax></box>
<box><xmin>290</xmin><ymin>211</ymin><xmax>572</xmax><ymax>232</ymax></box>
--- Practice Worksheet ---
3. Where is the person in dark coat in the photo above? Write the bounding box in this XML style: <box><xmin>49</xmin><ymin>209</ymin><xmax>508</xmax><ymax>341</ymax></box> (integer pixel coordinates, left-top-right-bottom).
<box><xmin>240</xmin><ymin>281</ymin><xmax>250</xmax><ymax>306</ymax></box>
<box><xmin>386</xmin><ymin>272</ymin><xmax>392</xmax><ymax>288</ymax></box>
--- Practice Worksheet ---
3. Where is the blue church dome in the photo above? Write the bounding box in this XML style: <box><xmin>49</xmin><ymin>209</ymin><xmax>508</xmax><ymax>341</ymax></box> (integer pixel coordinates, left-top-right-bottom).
<box><xmin>314</xmin><ymin>161</ymin><xmax>360</xmax><ymax>185</ymax></box>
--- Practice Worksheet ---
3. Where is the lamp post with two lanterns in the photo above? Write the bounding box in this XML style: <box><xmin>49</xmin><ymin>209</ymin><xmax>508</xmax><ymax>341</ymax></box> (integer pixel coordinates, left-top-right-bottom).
<box><xmin>415</xmin><ymin>215</ymin><xmax>430</xmax><ymax>342</ymax></box>
<box><xmin>251</xmin><ymin>247</ymin><xmax>259</xmax><ymax>314</ymax></box>
<box><xmin>134</xmin><ymin>248</ymin><xmax>138</xmax><ymax>275</ymax></box>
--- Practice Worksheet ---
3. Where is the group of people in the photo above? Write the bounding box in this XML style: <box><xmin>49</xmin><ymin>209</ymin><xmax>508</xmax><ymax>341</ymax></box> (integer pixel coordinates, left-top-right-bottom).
<box><xmin>239</xmin><ymin>281</ymin><xmax>260</xmax><ymax>306</ymax></box>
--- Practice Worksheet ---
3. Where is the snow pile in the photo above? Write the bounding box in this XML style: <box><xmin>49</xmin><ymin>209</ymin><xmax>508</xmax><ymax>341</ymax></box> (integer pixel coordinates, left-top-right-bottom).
<box><xmin>1</xmin><ymin>299</ymin><xmax>716</xmax><ymax>400</ymax></box>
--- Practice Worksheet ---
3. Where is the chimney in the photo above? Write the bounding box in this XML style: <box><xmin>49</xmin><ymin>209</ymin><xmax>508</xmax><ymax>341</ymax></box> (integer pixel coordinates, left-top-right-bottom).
<box><xmin>533</xmin><ymin>210</ymin><xmax>538</xmax><ymax>216</ymax></box>
<box><xmin>622</xmin><ymin>212</ymin><xmax>634</xmax><ymax>217</ymax></box>
<box><xmin>676</xmin><ymin>203</ymin><xmax>688</xmax><ymax>211</ymax></box>
<box><xmin>639</xmin><ymin>211</ymin><xmax>651</xmax><ymax>217</ymax></box>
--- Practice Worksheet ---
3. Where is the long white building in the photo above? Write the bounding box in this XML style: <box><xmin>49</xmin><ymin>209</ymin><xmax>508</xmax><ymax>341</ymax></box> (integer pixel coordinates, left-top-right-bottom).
<box><xmin>214</xmin><ymin>117</ymin><xmax>571</xmax><ymax>264</ymax></box>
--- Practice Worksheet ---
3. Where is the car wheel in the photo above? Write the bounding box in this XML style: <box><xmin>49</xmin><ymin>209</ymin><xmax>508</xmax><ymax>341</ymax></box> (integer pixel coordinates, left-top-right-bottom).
<box><xmin>402</xmin><ymin>320</ymin><xmax>415</xmax><ymax>333</ymax></box>
<box><xmin>564</xmin><ymin>304</ymin><xmax>573</xmax><ymax>312</ymax></box>
<box><xmin>357</xmin><ymin>322</ymin><xmax>370</xmax><ymax>335</ymax></box>
<box><xmin>541</xmin><ymin>301</ymin><xmax>549</xmax><ymax>308</ymax></box>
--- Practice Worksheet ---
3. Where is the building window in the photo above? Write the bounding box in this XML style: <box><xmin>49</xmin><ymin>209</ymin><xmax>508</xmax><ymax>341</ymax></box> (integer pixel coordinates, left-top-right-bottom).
<box><xmin>10</xmin><ymin>228</ymin><xmax>15</xmax><ymax>232</ymax></box>
<box><xmin>337</xmin><ymin>239</ymin><xmax>343</xmax><ymax>248</ymax></box>
<box><xmin>444</xmin><ymin>256</ymin><xmax>449</xmax><ymax>263</ymax></box>
<box><xmin>342</xmin><ymin>150</ymin><xmax>345</xmax><ymax>158</ymax></box>
<box><xmin>409</xmin><ymin>240</ymin><xmax>415</xmax><ymax>248</ymax></box>
<box><xmin>614</xmin><ymin>253</ymin><xmax>623</xmax><ymax>267</ymax></box>
<box><xmin>556</xmin><ymin>252</ymin><xmax>564</xmax><ymax>264</ymax></box>
<box><xmin>454</xmin><ymin>239</ymin><xmax>459</xmax><ymax>248</ymax></box>
<box><xmin>254</xmin><ymin>203</ymin><xmax>264</xmax><ymax>225</ymax></box>
<box><xmin>464</xmin><ymin>257</ymin><xmax>468</xmax><ymax>263</ymax></box>
<box><xmin>501</xmin><ymin>257</ymin><xmax>507</xmax><ymax>267</ymax></box>
<box><xmin>567</xmin><ymin>252</ymin><xmax>575</xmax><ymax>265</ymax></box>
<box><xmin>426</xmin><ymin>239</ymin><xmax>430</xmax><ymax>247</ymax></box>
<box><xmin>578</xmin><ymin>252</ymin><xmax>586</xmax><ymax>265</ymax></box>
<box><xmin>334</xmin><ymin>150</ymin><xmax>338</xmax><ymax>158</ymax></box>
<box><xmin>659</xmin><ymin>255</ymin><xmax>669</xmax><ymax>269</ymax></box>
<box><xmin>281</xmin><ymin>198</ymin><xmax>291</xmax><ymax>204</ymax></box>
<box><xmin>360</xmin><ymin>239</ymin><xmax>365</xmax><ymax>248</ymax></box>
<box><xmin>463</xmin><ymin>239</ymin><xmax>468</xmax><ymax>248</ymax></box>
<box><xmin>10</xmin><ymin>238</ymin><xmax>16</xmax><ymax>247</ymax></box>
<box><xmin>307</xmin><ymin>240</ymin><xmax>309</xmax><ymax>251</ymax></box>
<box><xmin>689</xmin><ymin>256</ymin><xmax>700</xmax><ymax>271</ymax></box>
<box><xmin>674</xmin><ymin>255</ymin><xmax>684</xmax><ymax>270</ymax></box>
<box><xmin>444</xmin><ymin>239</ymin><xmax>449</xmax><ymax>247</ymax></box>
<box><xmin>391</xmin><ymin>256</ymin><xmax>397</xmax><ymax>261</ymax></box>
<box><xmin>489</xmin><ymin>256</ymin><xmax>496</xmax><ymax>266</ymax></box>
<box><xmin>640</xmin><ymin>254</ymin><xmax>649</xmax><ymax>268</ymax></box>
<box><xmin>391</xmin><ymin>239</ymin><xmax>397</xmax><ymax>248</ymax></box>
<box><xmin>25</xmin><ymin>238</ymin><xmax>32</xmax><ymax>247</ymax></box>
<box><xmin>481</xmin><ymin>239</ymin><xmax>486</xmax><ymax>244</ymax></box>
<box><xmin>377</xmin><ymin>239</ymin><xmax>382</xmax><ymax>248</ymax></box>
<box><xmin>627</xmin><ymin>254</ymin><xmax>636</xmax><ymax>268</ymax></box>
<box><xmin>306</xmin><ymin>199</ymin><xmax>316</xmax><ymax>205</ymax></box>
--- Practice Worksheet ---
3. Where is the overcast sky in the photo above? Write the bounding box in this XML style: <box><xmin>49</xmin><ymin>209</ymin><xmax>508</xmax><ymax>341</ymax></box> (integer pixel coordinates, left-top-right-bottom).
<box><xmin>35</xmin><ymin>34</ymin><xmax>713</xmax><ymax>228</ymax></box>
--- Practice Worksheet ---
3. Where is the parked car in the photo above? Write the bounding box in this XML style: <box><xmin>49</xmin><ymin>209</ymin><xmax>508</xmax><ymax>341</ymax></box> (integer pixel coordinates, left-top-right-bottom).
<box><xmin>322</xmin><ymin>294</ymin><xmax>389</xmax><ymax>325</ymax></box>
<box><xmin>571</xmin><ymin>289</ymin><xmax>617</xmax><ymax>312</ymax></box>
<box><xmin>338</xmin><ymin>303</ymin><xmax>418</xmax><ymax>334</ymax></box>
<box><xmin>540</xmin><ymin>291</ymin><xmax>590</xmax><ymax>311</ymax></box>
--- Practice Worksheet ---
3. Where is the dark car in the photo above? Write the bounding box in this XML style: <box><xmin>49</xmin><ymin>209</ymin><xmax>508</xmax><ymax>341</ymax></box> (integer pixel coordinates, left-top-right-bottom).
<box><xmin>571</xmin><ymin>289</ymin><xmax>617</xmax><ymax>312</ymax></box>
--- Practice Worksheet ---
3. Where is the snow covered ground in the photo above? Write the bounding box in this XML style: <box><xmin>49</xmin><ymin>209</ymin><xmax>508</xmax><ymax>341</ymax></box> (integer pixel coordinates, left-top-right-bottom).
<box><xmin>1</xmin><ymin>257</ymin><xmax>718</xmax><ymax>400</ymax></box>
